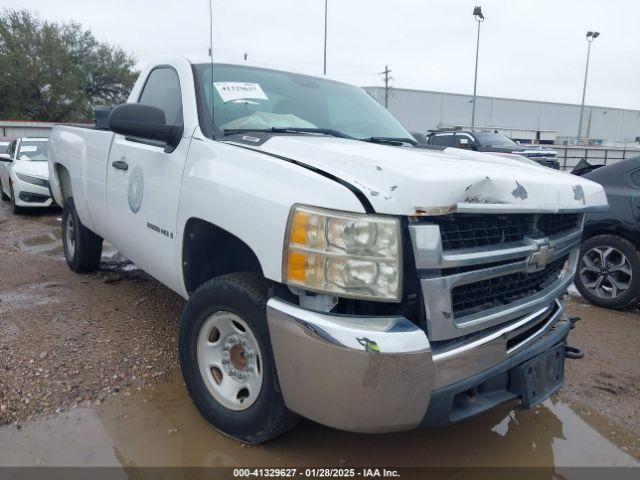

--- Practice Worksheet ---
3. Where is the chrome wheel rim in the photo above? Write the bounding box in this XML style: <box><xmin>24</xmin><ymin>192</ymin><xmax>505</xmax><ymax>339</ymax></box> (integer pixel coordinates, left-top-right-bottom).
<box><xmin>197</xmin><ymin>311</ymin><xmax>263</xmax><ymax>411</ymax></box>
<box><xmin>579</xmin><ymin>246</ymin><xmax>633</xmax><ymax>299</ymax></box>
<box><xmin>64</xmin><ymin>213</ymin><xmax>76</xmax><ymax>259</ymax></box>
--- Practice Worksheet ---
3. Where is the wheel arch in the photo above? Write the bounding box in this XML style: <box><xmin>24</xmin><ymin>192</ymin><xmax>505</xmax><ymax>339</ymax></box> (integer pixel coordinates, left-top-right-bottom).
<box><xmin>182</xmin><ymin>218</ymin><xmax>265</xmax><ymax>296</ymax></box>
<box><xmin>53</xmin><ymin>162</ymin><xmax>73</xmax><ymax>203</ymax></box>
<box><xmin>582</xmin><ymin>223</ymin><xmax>640</xmax><ymax>252</ymax></box>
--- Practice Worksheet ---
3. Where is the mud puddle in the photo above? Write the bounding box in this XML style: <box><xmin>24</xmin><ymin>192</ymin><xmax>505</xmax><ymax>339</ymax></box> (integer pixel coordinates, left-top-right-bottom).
<box><xmin>17</xmin><ymin>230</ymin><xmax>137</xmax><ymax>272</ymax></box>
<box><xmin>0</xmin><ymin>374</ymin><xmax>637</xmax><ymax>470</ymax></box>
<box><xmin>18</xmin><ymin>230</ymin><xmax>64</xmax><ymax>256</ymax></box>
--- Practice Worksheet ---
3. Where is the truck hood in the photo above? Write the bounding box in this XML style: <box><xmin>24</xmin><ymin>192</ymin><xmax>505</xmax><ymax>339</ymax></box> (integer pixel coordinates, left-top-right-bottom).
<box><xmin>12</xmin><ymin>160</ymin><xmax>50</xmax><ymax>179</ymax></box>
<box><xmin>243</xmin><ymin>136</ymin><xmax>608</xmax><ymax>216</ymax></box>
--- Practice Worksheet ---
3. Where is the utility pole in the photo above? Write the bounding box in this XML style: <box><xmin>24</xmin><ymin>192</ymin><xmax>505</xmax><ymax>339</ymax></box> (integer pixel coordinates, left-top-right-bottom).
<box><xmin>471</xmin><ymin>6</ymin><xmax>484</xmax><ymax>129</ymax></box>
<box><xmin>577</xmin><ymin>31</ymin><xmax>600</xmax><ymax>145</ymax></box>
<box><xmin>323</xmin><ymin>0</ymin><xmax>328</xmax><ymax>75</ymax></box>
<box><xmin>380</xmin><ymin>65</ymin><xmax>392</xmax><ymax>109</ymax></box>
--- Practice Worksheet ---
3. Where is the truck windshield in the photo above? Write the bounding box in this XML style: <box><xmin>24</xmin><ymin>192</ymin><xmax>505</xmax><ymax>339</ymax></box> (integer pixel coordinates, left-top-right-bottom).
<box><xmin>195</xmin><ymin>64</ymin><xmax>412</xmax><ymax>142</ymax></box>
<box><xmin>475</xmin><ymin>132</ymin><xmax>517</xmax><ymax>147</ymax></box>
<box><xmin>17</xmin><ymin>140</ymin><xmax>49</xmax><ymax>161</ymax></box>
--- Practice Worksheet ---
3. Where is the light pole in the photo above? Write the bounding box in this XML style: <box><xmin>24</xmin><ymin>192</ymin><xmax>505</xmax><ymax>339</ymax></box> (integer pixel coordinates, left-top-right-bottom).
<box><xmin>576</xmin><ymin>31</ymin><xmax>600</xmax><ymax>145</ymax></box>
<box><xmin>323</xmin><ymin>0</ymin><xmax>328</xmax><ymax>75</ymax></box>
<box><xmin>471</xmin><ymin>6</ymin><xmax>484</xmax><ymax>129</ymax></box>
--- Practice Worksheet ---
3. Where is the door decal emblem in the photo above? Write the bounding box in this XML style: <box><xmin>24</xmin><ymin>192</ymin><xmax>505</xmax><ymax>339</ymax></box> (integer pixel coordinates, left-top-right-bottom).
<box><xmin>127</xmin><ymin>166</ymin><xmax>144</xmax><ymax>213</ymax></box>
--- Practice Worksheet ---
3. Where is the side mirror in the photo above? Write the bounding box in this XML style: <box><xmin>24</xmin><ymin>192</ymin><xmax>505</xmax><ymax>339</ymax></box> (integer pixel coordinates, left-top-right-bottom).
<box><xmin>108</xmin><ymin>103</ymin><xmax>183</xmax><ymax>152</ymax></box>
<box><xmin>0</xmin><ymin>153</ymin><xmax>11</xmax><ymax>162</ymax></box>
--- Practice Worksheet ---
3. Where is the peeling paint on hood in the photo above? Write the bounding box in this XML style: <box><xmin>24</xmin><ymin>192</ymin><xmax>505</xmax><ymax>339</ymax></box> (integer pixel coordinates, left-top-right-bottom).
<box><xmin>249</xmin><ymin>136</ymin><xmax>609</xmax><ymax>216</ymax></box>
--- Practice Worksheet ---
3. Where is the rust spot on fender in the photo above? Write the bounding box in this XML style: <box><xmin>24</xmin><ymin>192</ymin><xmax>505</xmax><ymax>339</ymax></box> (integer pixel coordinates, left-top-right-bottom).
<box><xmin>414</xmin><ymin>206</ymin><xmax>457</xmax><ymax>216</ymax></box>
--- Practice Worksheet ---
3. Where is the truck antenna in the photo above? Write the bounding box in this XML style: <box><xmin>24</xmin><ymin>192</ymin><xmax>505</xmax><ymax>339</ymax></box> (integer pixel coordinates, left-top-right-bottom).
<box><xmin>209</xmin><ymin>0</ymin><xmax>215</xmax><ymax>137</ymax></box>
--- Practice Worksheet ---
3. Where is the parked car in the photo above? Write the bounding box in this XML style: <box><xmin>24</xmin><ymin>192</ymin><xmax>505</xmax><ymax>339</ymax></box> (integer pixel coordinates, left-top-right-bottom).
<box><xmin>572</xmin><ymin>158</ymin><xmax>640</xmax><ymax>309</ymax></box>
<box><xmin>0</xmin><ymin>137</ymin><xmax>53</xmax><ymax>214</ymax></box>
<box><xmin>49</xmin><ymin>57</ymin><xmax>607</xmax><ymax>443</ymax></box>
<box><xmin>426</xmin><ymin>129</ymin><xmax>560</xmax><ymax>169</ymax></box>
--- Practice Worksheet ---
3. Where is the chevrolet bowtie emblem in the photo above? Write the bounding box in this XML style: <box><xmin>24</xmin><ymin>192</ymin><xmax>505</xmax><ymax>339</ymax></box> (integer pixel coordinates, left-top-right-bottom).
<box><xmin>529</xmin><ymin>241</ymin><xmax>555</xmax><ymax>271</ymax></box>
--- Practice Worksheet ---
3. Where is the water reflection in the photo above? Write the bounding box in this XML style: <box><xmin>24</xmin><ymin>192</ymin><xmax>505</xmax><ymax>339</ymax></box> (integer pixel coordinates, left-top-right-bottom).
<box><xmin>1</xmin><ymin>374</ymin><xmax>637</xmax><ymax>471</ymax></box>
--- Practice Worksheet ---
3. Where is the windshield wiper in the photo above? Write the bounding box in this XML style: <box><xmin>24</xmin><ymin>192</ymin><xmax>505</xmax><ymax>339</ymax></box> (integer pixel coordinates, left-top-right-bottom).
<box><xmin>363</xmin><ymin>136</ymin><xmax>417</xmax><ymax>147</ymax></box>
<box><xmin>223</xmin><ymin>127</ymin><xmax>355</xmax><ymax>140</ymax></box>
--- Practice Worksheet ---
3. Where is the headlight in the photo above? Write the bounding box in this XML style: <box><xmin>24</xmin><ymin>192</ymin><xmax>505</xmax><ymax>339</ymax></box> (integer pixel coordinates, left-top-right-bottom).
<box><xmin>283</xmin><ymin>205</ymin><xmax>402</xmax><ymax>302</ymax></box>
<box><xmin>16</xmin><ymin>173</ymin><xmax>48</xmax><ymax>188</ymax></box>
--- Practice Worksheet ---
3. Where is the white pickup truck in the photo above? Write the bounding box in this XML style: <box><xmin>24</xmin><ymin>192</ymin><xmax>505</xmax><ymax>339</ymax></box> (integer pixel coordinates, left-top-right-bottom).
<box><xmin>49</xmin><ymin>56</ymin><xmax>608</xmax><ymax>444</ymax></box>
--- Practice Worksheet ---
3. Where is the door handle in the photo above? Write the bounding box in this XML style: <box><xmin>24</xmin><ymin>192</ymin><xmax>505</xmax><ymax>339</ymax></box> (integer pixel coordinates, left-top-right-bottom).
<box><xmin>111</xmin><ymin>160</ymin><xmax>129</xmax><ymax>171</ymax></box>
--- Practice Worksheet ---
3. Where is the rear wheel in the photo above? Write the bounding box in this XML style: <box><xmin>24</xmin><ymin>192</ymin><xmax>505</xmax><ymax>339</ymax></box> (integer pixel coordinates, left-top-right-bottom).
<box><xmin>62</xmin><ymin>198</ymin><xmax>103</xmax><ymax>273</ymax></box>
<box><xmin>575</xmin><ymin>234</ymin><xmax>640</xmax><ymax>309</ymax></box>
<box><xmin>179</xmin><ymin>272</ymin><xmax>298</xmax><ymax>443</ymax></box>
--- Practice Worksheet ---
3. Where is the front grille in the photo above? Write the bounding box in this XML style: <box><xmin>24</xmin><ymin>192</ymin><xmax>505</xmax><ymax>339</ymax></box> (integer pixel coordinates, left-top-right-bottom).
<box><xmin>451</xmin><ymin>255</ymin><xmax>568</xmax><ymax>317</ymax></box>
<box><xmin>536</xmin><ymin>213</ymin><xmax>579</xmax><ymax>237</ymax></box>
<box><xmin>431</xmin><ymin>213</ymin><xmax>579</xmax><ymax>250</ymax></box>
<box><xmin>432</xmin><ymin>214</ymin><xmax>533</xmax><ymax>250</ymax></box>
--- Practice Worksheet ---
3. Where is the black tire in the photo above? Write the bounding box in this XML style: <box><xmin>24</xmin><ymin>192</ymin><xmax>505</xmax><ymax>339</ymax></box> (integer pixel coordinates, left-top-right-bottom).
<box><xmin>62</xmin><ymin>198</ymin><xmax>103</xmax><ymax>273</ymax></box>
<box><xmin>0</xmin><ymin>179</ymin><xmax>8</xmax><ymax>201</ymax></box>
<box><xmin>574</xmin><ymin>234</ymin><xmax>640</xmax><ymax>309</ymax></box>
<box><xmin>9</xmin><ymin>183</ymin><xmax>25</xmax><ymax>215</ymax></box>
<box><xmin>179</xmin><ymin>272</ymin><xmax>299</xmax><ymax>444</ymax></box>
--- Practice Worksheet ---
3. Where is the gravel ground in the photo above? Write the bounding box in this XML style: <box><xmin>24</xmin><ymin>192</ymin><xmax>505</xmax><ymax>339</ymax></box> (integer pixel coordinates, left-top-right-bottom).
<box><xmin>0</xmin><ymin>203</ymin><xmax>639</xmax><ymax>437</ymax></box>
<box><xmin>560</xmin><ymin>298</ymin><xmax>640</xmax><ymax>433</ymax></box>
<box><xmin>0</xmin><ymin>204</ymin><xmax>184</xmax><ymax>425</ymax></box>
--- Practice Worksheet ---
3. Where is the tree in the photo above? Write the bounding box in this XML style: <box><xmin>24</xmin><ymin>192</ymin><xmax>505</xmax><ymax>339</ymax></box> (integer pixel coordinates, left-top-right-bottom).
<box><xmin>0</xmin><ymin>9</ymin><xmax>137</xmax><ymax>122</ymax></box>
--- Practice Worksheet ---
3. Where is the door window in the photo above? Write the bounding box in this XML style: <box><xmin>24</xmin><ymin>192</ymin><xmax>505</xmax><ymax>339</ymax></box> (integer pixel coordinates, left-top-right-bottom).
<box><xmin>7</xmin><ymin>141</ymin><xmax>16</xmax><ymax>158</ymax></box>
<box><xmin>454</xmin><ymin>134</ymin><xmax>475</xmax><ymax>149</ymax></box>
<box><xmin>138</xmin><ymin>68</ymin><xmax>183</xmax><ymax>125</ymax></box>
<box><xmin>429</xmin><ymin>134</ymin><xmax>454</xmax><ymax>147</ymax></box>
<box><xmin>630</xmin><ymin>169</ymin><xmax>640</xmax><ymax>188</ymax></box>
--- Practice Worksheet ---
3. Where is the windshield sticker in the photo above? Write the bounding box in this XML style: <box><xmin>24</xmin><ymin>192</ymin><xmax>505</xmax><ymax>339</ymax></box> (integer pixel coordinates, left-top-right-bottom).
<box><xmin>19</xmin><ymin>146</ymin><xmax>38</xmax><ymax>153</ymax></box>
<box><xmin>214</xmin><ymin>82</ymin><xmax>268</xmax><ymax>103</ymax></box>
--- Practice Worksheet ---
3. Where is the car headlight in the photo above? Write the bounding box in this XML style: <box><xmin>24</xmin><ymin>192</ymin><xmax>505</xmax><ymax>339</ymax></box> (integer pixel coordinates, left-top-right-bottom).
<box><xmin>283</xmin><ymin>205</ymin><xmax>402</xmax><ymax>302</ymax></box>
<box><xmin>16</xmin><ymin>173</ymin><xmax>48</xmax><ymax>188</ymax></box>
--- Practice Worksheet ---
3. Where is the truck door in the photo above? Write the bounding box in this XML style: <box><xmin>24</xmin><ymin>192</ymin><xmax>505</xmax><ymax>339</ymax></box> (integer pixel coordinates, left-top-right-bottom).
<box><xmin>105</xmin><ymin>67</ymin><xmax>189</xmax><ymax>292</ymax></box>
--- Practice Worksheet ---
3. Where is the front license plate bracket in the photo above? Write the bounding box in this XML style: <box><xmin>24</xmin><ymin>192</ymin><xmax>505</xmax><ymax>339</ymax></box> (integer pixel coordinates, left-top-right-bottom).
<box><xmin>510</xmin><ymin>343</ymin><xmax>565</xmax><ymax>409</ymax></box>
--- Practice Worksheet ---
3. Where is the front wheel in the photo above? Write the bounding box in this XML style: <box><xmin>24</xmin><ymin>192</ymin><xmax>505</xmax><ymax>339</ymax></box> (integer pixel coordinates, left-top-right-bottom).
<box><xmin>574</xmin><ymin>234</ymin><xmax>640</xmax><ymax>309</ymax></box>
<box><xmin>62</xmin><ymin>198</ymin><xmax>103</xmax><ymax>273</ymax></box>
<box><xmin>0</xmin><ymin>179</ymin><xmax>9</xmax><ymax>201</ymax></box>
<box><xmin>179</xmin><ymin>272</ymin><xmax>298</xmax><ymax>444</ymax></box>
<box><xmin>9</xmin><ymin>183</ymin><xmax>25</xmax><ymax>214</ymax></box>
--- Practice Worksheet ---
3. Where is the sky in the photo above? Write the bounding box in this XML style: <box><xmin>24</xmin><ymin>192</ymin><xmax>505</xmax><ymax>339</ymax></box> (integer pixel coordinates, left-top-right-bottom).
<box><xmin>4</xmin><ymin>0</ymin><xmax>640</xmax><ymax>109</ymax></box>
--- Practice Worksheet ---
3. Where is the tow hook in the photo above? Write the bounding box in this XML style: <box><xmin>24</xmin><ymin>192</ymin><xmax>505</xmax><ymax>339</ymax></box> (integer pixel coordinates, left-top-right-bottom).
<box><xmin>565</xmin><ymin>345</ymin><xmax>585</xmax><ymax>359</ymax></box>
<box><xmin>569</xmin><ymin>316</ymin><xmax>581</xmax><ymax>330</ymax></box>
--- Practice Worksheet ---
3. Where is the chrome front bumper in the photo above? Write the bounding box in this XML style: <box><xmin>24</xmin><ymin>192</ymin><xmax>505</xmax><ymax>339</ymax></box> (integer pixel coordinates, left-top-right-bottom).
<box><xmin>266</xmin><ymin>297</ymin><xmax>570</xmax><ymax>433</ymax></box>
<box><xmin>266</xmin><ymin>298</ymin><xmax>432</xmax><ymax>433</ymax></box>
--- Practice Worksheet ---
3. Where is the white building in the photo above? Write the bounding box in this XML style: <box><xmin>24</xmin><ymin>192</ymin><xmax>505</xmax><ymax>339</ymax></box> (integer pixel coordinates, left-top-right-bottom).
<box><xmin>0</xmin><ymin>120</ymin><xmax>91</xmax><ymax>142</ymax></box>
<box><xmin>364</xmin><ymin>87</ymin><xmax>640</xmax><ymax>147</ymax></box>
